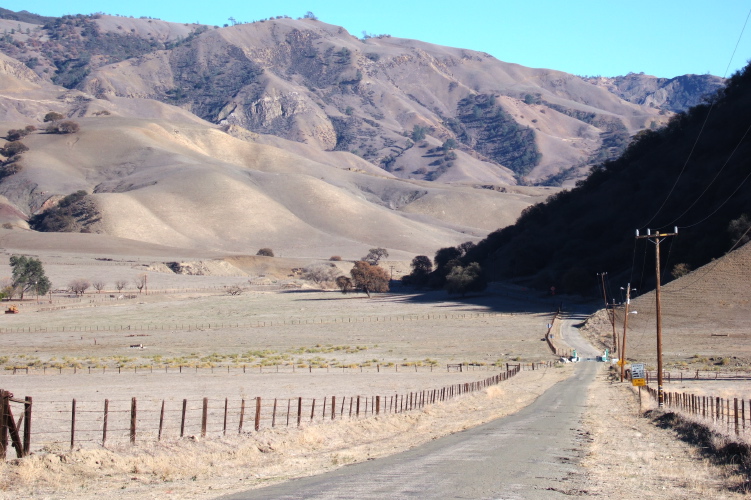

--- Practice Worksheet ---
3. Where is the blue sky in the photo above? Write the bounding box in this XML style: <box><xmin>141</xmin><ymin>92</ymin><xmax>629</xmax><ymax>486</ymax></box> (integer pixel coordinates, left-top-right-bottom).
<box><xmin>5</xmin><ymin>0</ymin><xmax>751</xmax><ymax>78</ymax></box>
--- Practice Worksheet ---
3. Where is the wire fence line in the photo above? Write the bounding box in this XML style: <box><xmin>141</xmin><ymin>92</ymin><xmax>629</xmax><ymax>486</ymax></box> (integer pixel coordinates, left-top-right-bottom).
<box><xmin>643</xmin><ymin>384</ymin><xmax>751</xmax><ymax>437</ymax></box>
<box><xmin>0</xmin><ymin>310</ymin><xmax>517</xmax><ymax>335</ymax></box>
<box><xmin>3</xmin><ymin>361</ymin><xmax>554</xmax><ymax>376</ymax></box>
<box><xmin>0</xmin><ymin>363</ymin><xmax>557</xmax><ymax>458</ymax></box>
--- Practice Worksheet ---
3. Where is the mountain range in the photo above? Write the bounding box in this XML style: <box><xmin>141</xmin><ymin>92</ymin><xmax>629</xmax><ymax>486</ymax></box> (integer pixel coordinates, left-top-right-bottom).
<box><xmin>0</xmin><ymin>10</ymin><xmax>725</xmax><ymax>258</ymax></box>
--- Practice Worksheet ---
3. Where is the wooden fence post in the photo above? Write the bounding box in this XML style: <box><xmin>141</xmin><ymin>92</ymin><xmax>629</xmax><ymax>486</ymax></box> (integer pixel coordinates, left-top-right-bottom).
<box><xmin>223</xmin><ymin>398</ymin><xmax>228</xmax><ymax>436</ymax></box>
<box><xmin>376</xmin><ymin>396</ymin><xmax>380</xmax><ymax>415</ymax></box>
<box><xmin>331</xmin><ymin>396</ymin><xmax>336</xmax><ymax>420</ymax></box>
<box><xmin>130</xmin><ymin>397</ymin><xmax>137</xmax><ymax>444</ymax></box>
<box><xmin>356</xmin><ymin>396</ymin><xmax>360</xmax><ymax>417</ymax></box>
<box><xmin>158</xmin><ymin>400</ymin><xmax>165</xmax><ymax>441</ymax></box>
<box><xmin>272</xmin><ymin>399</ymin><xmax>277</xmax><ymax>427</ymax></box>
<box><xmin>310</xmin><ymin>399</ymin><xmax>316</xmax><ymax>422</ymax></box>
<box><xmin>255</xmin><ymin>397</ymin><xmax>262</xmax><ymax>431</ymax></box>
<box><xmin>23</xmin><ymin>396</ymin><xmax>31</xmax><ymax>456</ymax></box>
<box><xmin>201</xmin><ymin>398</ymin><xmax>208</xmax><ymax>438</ymax></box>
<box><xmin>70</xmin><ymin>398</ymin><xmax>76</xmax><ymax>449</ymax></box>
<box><xmin>180</xmin><ymin>399</ymin><xmax>187</xmax><ymax>437</ymax></box>
<box><xmin>239</xmin><ymin>399</ymin><xmax>246</xmax><ymax>433</ymax></box>
<box><xmin>287</xmin><ymin>399</ymin><xmax>291</xmax><ymax>427</ymax></box>
<box><xmin>0</xmin><ymin>390</ymin><xmax>7</xmax><ymax>459</ymax></box>
<box><xmin>735</xmin><ymin>398</ymin><xmax>739</xmax><ymax>435</ymax></box>
<box><xmin>102</xmin><ymin>399</ymin><xmax>109</xmax><ymax>446</ymax></box>
<box><xmin>297</xmin><ymin>398</ymin><xmax>302</xmax><ymax>427</ymax></box>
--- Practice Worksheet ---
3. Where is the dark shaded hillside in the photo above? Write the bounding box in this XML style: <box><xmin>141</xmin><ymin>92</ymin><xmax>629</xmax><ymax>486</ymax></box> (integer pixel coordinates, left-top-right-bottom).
<box><xmin>466</xmin><ymin>63</ymin><xmax>751</xmax><ymax>293</ymax></box>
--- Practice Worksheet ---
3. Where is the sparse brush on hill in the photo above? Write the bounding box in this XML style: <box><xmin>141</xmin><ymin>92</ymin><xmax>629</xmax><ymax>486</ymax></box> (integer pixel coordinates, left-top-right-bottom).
<box><xmin>28</xmin><ymin>190</ymin><xmax>98</xmax><ymax>232</ymax></box>
<box><xmin>459</xmin><ymin>61</ymin><xmax>751</xmax><ymax>294</ymax></box>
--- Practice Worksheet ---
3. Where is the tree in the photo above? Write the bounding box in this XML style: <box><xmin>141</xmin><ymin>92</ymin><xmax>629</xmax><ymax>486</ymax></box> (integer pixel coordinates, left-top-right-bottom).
<box><xmin>671</xmin><ymin>263</ymin><xmax>692</xmax><ymax>280</ymax></box>
<box><xmin>92</xmin><ymin>280</ymin><xmax>106</xmax><ymax>293</ymax></box>
<box><xmin>133</xmin><ymin>273</ymin><xmax>147</xmax><ymax>294</ymax></box>
<box><xmin>302</xmin><ymin>263</ymin><xmax>340</xmax><ymax>287</ymax></box>
<box><xmin>362</xmin><ymin>247</ymin><xmax>388</xmax><ymax>265</ymax></box>
<box><xmin>442</xmin><ymin>138</ymin><xmax>458</xmax><ymax>151</ymax></box>
<box><xmin>445</xmin><ymin>263</ymin><xmax>486</xmax><ymax>296</ymax></box>
<box><xmin>115</xmin><ymin>279</ymin><xmax>127</xmax><ymax>292</ymax></box>
<box><xmin>256</xmin><ymin>248</ymin><xmax>274</xmax><ymax>257</ymax></box>
<box><xmin>336</xmin><ymin>275</ymin><xmax>353</xmax><ymax>294</ymax></box>
<box><xmin>303</xmin><ymin>11</ymin><xmax>318</xmax><ymax>20</ymax></box>
<box><xmin>43</xmin><ymin>111</ymin><xmax>64</xmax><ymax>122</ymax></box>
<box><xmin>226</xmin><ymin>284</ymin><xmax>244</xmax><ymax>295</ymax></box>
<box><xmin>403</xmin><ymin>255</ymin><xmax>432</xmax><ymax>286</ymax></box>
<box><xmin>350</xmin><ymin>261</ymin><xmax>389</xmax><ymax>297</ymax></box>
<box><xmin>10</xmin><ymin>255</ymin><xmax>51</xmax><ymax>300</ymax></box>
<box><xmin>68</xmin><ymin>278</ymin><xmax>91</xmax><ymax>296</ymax></box>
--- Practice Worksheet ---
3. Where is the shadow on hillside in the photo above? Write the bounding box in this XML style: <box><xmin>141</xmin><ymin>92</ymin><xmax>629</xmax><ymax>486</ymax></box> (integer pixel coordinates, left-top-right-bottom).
<box><xmin>279</xmin><ymin>282</ymin><xmax>600</xmax><ymax>315</ymax></box>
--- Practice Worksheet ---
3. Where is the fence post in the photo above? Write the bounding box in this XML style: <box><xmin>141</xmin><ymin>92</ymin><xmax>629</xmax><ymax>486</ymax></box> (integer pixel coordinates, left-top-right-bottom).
<box><xmin>272</xmin><ymin>399</ymin><xmax>277</xmax><ymax>427</ymax></box>
<box><xmin>223</xmin><ymin>398</ymin><xmax>228</xmax><ymax>436</ymax></box>
<box><xmin>130</xmin><ymin>397</ymin><xmax>137</xmax><ymax>444</ymax></box>
<box><xmin>310</xmin><ymin>399</ymin><xmax>316</xmax><ymax>422</ymax></box>
<box><xmin>201</xmin><ymin>398</ymin><xmax>208</xmax><ymax>438</ymax></box>
<box><xmin>0</xmin><ymin>390</ymin><xmax>7</xmax><ymax>459</ymax></box>
<box><xmin>180</xmin><ymin>399</ymin><xmax>187</xmax><ymax>437</ymax></box>
<box><xmin>239</xmin><ymin>399</ymin><xmax>246</xmax><ymax>433</ymax></box>
<box><xmin>376</xmin><ymin>396</ymin><xmax>380</xmax><ymax>415</ymax></box>
<box><xmin>70</xmin><ymin>398</ymin><xmax>76</xmax><ymax>449</ymax></box>
<box><xmin>297</xmin><ymin>398</ymin><xmax>302</xmax><ymax>427</ymax></box>
<box><xmin>23</xmin><ymin>396</ymin><xmax>31</xmax><ymax>457</ymax></box>
<box><xmin>158</xmin><ymin>400</ymin><xmax>165</xmax><ymax>441</ymax></box>
<box><xmin>331</xmin><ymin>396</ymin><xmax>336</xmax><ymax>420</ymax></box>
<box><xmin>356</xmin><ymin>396</ymin><xmax>361</xmax><ymax>417</ymax></box>
<box><xmin>102</xmin><ymin>399</ymin><xmax>109</xmax><ymax>446</ymax></box>
<box><xmin>735</xmin><ymin>398</ymin><xmax>739</xmax><ymax>435</ymax></box>
<box><xmin>255</xmin><ymin>397</ymin><xmax>262</xmax><ymax>431</ymax></box>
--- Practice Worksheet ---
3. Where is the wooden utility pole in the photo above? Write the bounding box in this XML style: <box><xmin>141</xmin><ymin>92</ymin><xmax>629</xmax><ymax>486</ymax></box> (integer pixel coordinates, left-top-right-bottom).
<box><xmin>636</xmin><ymin>228</ymin><xmax>678</xmax><ymax>407</ymax></box>
<box><xmin>620</xmin><ymin>284</ymin><xmax>633</xmax><ymax>382</ymax></box>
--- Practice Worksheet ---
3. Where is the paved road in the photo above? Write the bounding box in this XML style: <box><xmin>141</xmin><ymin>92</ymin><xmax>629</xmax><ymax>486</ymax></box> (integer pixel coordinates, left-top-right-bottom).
<box><xmin>222</xmin><ymin>313</ymin><xmax>600</xmax><ymax>500</ymax></box>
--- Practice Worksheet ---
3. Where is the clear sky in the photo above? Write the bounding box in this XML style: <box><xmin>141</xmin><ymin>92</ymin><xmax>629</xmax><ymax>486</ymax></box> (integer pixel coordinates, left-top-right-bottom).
<box><xmin>5</xmin><ymin>0</ymin><xmax>751</xmax><ymax>78</ymax></box>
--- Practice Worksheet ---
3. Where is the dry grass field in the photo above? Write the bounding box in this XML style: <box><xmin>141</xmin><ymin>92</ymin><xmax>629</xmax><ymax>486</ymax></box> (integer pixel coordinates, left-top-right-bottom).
<box><xmin>0</xmin><ymin>250</ymin><xmax>574</xmax><ymax>498</ymax></box>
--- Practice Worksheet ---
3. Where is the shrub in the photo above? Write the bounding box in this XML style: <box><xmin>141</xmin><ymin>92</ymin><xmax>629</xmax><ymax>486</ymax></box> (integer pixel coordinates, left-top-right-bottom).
<box><xmin>445</xmin><ymin>262</ymin><xmax>486</xmax><ymax>296</ymax></box>
<box><xmin>336</xmin><ymin>275</ymin><xmax>353</xmax><ymax>294</ymax></box>
<box><xmin>329</xmin><ymin>255</ymin><xmax>342</xmax><ymax>261</ymax></box>
<box><xmin>46</xmin><ymin>120</ymin><xmax>80</xmax><ymax>134</ymax></box>
<box><xmin>256</xmin><ymin>248</ymin><xmax>274</xmax><ymax>257</ymax></box>
<box><xmin>1</xmin><ymin>141</ymin><xmax>29</xmax><ymax>157</ymax></box>
<box><xmin>43</xmin><ymin>111</ymin><xmax>64</xmax><ymax>122</ymax></box>
<box><xmin>302</xmin><ymin>263</ymin><xmax>340</xmax><ymax>286</ymax></box>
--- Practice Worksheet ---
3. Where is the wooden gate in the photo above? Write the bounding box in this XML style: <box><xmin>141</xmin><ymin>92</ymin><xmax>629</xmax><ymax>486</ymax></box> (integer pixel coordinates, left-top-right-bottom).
<box><xmin>0</xmin><ymin>389</ymin><xmax>32</xmax><ymax>459</ymax></box>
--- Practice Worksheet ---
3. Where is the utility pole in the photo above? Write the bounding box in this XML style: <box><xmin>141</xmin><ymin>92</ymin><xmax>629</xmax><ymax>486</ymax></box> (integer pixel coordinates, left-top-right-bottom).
<box><xmin>620</xmin><ymin>284</ymin><xmax>633</xmax><ymax>382</ymax></box>
<box><xmin>636</xmin><ymin>228</ymin><xmax>678</xmax><ymax>407</ymax></box>
<box><xmin>597</xmin><ymin>272</ymin><xmax>618</xmax><ymax>354</ymax></box>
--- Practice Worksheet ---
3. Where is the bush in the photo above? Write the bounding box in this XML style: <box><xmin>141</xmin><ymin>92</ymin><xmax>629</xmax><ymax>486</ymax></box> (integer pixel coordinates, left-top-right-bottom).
<box><xmin>302</xmin><ymin>263</ymin><xmax>340</xmax><ymax>286</ymax></box>
<box><xmin>445</xmin><ymin>262</ymin><xmax>486</xmax><ymax>296</ymax></box>
<box><xmin>46</xmin><ymin>120</ymin><xmax>80</xmax><ymax>134</ymax></box>
<box><xmin>336</xmin><ymin>275</ymin><xmax>353</xmax><ymax>294</ymax></box>
<box><xmin>43</xmin><ymin>111</ymin><xmax>64</xmax><ymax>122</ymax></box>
<box><xmin>256</xmin><ymin>248</ymin><xmax>274</xmax><ymax>257</ymax></box>
<box><xmin>329</xmin><ymin>255</ymin><xmax>342</xmax><ymax>261</ymax></box>
<box><xmin>1</xmin><ymin>141</ymin><xmax>28</xmax><ymax>158</ymax></box>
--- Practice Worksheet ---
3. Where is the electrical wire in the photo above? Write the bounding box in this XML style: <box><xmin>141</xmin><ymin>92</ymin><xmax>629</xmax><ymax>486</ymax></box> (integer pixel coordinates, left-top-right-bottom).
<box><xmin>663</xmin><ymin>225</ymin><xmax>751</xmax><ymax>295</ymax></box>
<box><xmin>641</xmin><ymin>5</ymin><xmax>751</xmax><ymax>229</ymax></box>
<box><xmin>662</xmin><ymin>122</ymin><xmax>751</xmax><ymax>229</ymax></box>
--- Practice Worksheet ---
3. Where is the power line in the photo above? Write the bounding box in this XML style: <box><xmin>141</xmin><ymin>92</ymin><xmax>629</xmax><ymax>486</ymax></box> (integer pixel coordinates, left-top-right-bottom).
<box><xmin>662</xmin><ymin>121</ymin><xmax>751</xmax><ymax>229</ymax></box>
<box><xmin>640</xmin><ymin>5</ymin><xmax>751</xmax><ymax>229</ymax></box>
